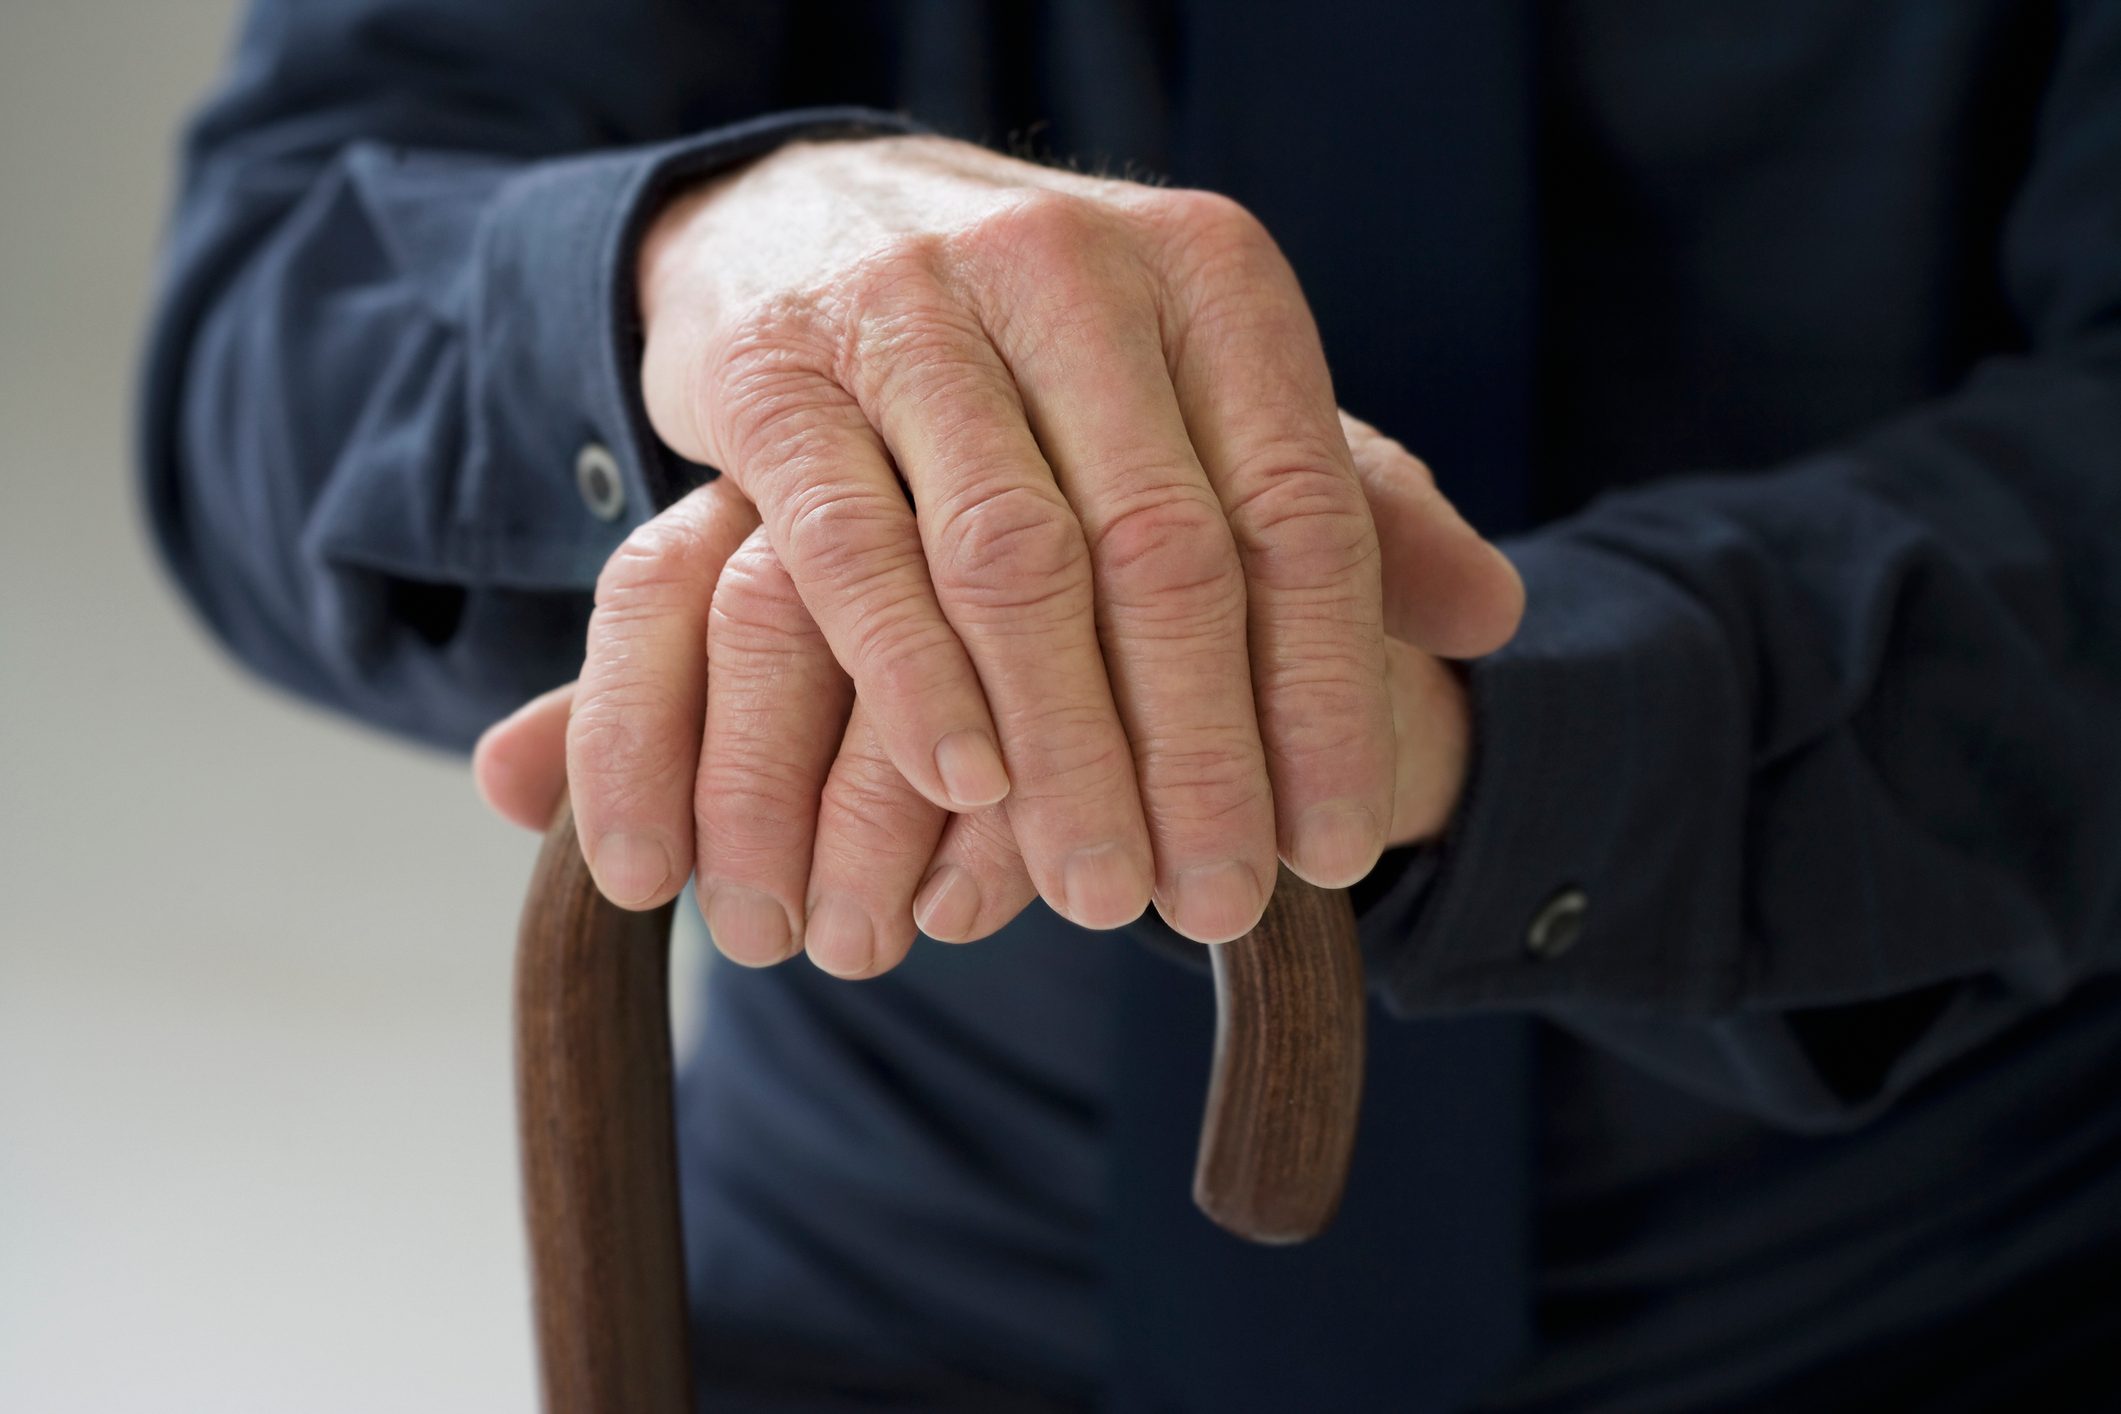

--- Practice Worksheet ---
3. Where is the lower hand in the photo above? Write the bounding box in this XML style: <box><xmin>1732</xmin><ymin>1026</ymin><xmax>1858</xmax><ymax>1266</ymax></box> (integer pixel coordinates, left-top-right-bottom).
<box><xmin>476</xmin><ymin>414</ymin><xmax>1521</xmax><ymax>976</ymax></box>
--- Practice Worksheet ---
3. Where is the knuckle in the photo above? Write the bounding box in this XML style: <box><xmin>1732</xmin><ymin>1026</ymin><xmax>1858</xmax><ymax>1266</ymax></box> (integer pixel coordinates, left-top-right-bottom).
<box><xmin>567</xmin><ymin>697</ymin><xmax>690</xmax><ymax>797</ymax></box>
<box><xmin>694</xmin><ymin>756</ymin><xmax>821</xmax><ymax>862</ymax></box>
<box><xmin>1148</xmin><ymin>188</ymin><xmax>1278</xmax><ymax>280</ymax></box>
<box><xmin>1258</xmin><ymin>662</ymin><xmax>1391</xmax><ymax>760</ymax></box>
<box><xmin>594</xmin><ymin>514</ymin><xmax>714</xmax><ymax>611</ymax></box>
<box><xmin>697</xmin><ymin>816</ymin><xmax>807</xmax><ymax>876</ymax></box>
<box><xmin>819</xmin><ymin>770</ymin><xmax>929</xmax><ymax>850</ymax></box>
<box><xmin>844</xmin><ymin>262</ymin><xmax>971</xmax><ymax>354</ymax></box>
<box><xmin>968</xmin><ymin>189</ymin><xmax>1116</xmax><ymax>269</ymax></box>
<box><xmin>1272</xmin><ymin>719</ymin><xmax>1387</xmax><ymax>781</ymax></box>
<box><xmin>959</xmin><ymin>193</ymin><xmax>1146</xmax><ymax>332</ymax></box>
<box><xmin>823</xmin><ymin>772</ymin><xmax>906</xmax><ymax>830</ymax></box>
<box><xmin>841</xmin><ymin>238</ymin><xmax>951</xmax><ymax>311</ymax></box>
<box><xmin>707</xmin><ymin>542</ymin><xmax>812</xmax><ymax>648</ymax></box>
<box><xmin>1263</xmin><ymin>653</ymin><xmax>1382</xmax><ymax>718</ymax></box>
<box><xmin>864</xmin><ymin>625</ymin><xmax>972</xmax><ymax>707</ymax></box>
<box><xmin>932</xmin><ymin>484</ymin><xmax>1092</xmax><ymax>615</ymax></box>
<box><xmin>714</xmin><ymin>531</ymin><xmax>799</xmax><ymax>605</ymax></box>
<box><xmin>1006</xmin><ymin>705</ymin><xmax>1138</xmax><ymax>801</ymax></box>
<box><xmin>1139</xmin><ymin>733</ymin><xmax>1271</xmax><ymax>825</ymax></box>
<box><xmin>1090</xmin><ymin>489</ymin><xmax>1245</xmax><ymax>614</ymax></box>
<box><xmin>697</xmin><ymin>748</ymin><xmax>816</xmax><ymax>814</ymax></box>
<box><xmin>939</xmin><ymin>807</ymin><xmax>1025</xmax><ymax>875</ymax></box>
<box><xmin>714</xmin><ymin>361</ymin><xmax>860</xmax><ymax>479</ymax></box>
<box><xmin>871</xmin><ymin>336</ymin><xmax>1017</xmax><ymax>438</ymax></box>
<box><xmin>1226</xmin><ymin>461</ymin><xmax>1377</xmax><ymax>587</ymax></box>
<box><xmin>1161</xmin><ymin>188</ymin><xmax>1266</xmax><ymax>242</ymax></box>
<box><xmin>838</xmin><ymin>255</ymin><xmax>996</xmax><ymax>405</ymax></box>
<box><xmin>720</xmin><ymin>292</ymin><xmax>834</xmax><ymax>371</ymax></box>
<box><xmin>780</xmin><ymin>485</ymin><xmax>922</xmax><ymax>597</ymax></box>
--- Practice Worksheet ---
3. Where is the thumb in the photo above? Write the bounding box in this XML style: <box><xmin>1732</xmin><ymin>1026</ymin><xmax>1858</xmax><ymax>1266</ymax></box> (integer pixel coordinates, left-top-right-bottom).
<box><xmin>1341</xmin><ymin>411</ymin><xmax>1525</xmax><ymax>659</ymax></box>
<box><xmin>472</xmin><ymin>681</ymin><xmax>576</xmax><ymax>831</ymax></box>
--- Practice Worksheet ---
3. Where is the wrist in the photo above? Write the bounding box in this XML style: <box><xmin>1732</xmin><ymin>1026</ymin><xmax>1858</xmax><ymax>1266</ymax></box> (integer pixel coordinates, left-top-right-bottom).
<box><xmin>635</xmin><ymin>133</ymin><xmax>985</xmax><ymax>331</ymax></box>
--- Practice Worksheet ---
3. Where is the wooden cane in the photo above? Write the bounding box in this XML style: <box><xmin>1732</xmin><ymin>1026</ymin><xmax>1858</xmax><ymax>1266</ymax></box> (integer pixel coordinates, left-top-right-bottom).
<box><xmin>516</xmin><ymin>791</ymin><xmax>1364</xmax><ymax>1413</ymax></box>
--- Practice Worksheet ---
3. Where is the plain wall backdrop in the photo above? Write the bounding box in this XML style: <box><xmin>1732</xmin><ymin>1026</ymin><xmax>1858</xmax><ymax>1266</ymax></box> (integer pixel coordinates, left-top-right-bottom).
<box><xmin>0</xmin><ymin>4</ymin><xmax>636</xmax><ymax>1408</ymax></box>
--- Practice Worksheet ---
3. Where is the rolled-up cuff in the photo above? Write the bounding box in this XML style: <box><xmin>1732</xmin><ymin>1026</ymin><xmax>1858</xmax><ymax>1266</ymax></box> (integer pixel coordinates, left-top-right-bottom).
<box><xmin>449</xmin><ymin>108</ymin><xmax>924</xmax><ymax>589</ymax></box>
<box><xmin>1370</xmin><ymin>530</ymin><xmax>1750</xmax><ymax>1018</ymax></box>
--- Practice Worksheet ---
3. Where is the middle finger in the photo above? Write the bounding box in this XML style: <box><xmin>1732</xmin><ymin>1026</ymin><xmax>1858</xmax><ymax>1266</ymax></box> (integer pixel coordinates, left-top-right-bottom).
<box><xmin>986</xmin><ymin>250</ymin><xmax>1276</xmax><ymax>943</ymax></box>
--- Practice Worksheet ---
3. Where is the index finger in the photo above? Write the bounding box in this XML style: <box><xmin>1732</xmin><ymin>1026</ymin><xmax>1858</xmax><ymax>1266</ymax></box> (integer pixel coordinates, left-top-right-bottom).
<box><xmin>567</xmin><ymin>478</ymin><xmax>757</xmax><ymax>909</ymax></box>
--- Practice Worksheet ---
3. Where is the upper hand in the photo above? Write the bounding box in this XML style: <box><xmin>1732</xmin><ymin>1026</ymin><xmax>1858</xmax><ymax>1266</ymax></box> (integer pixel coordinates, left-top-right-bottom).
<box><xmin>619</xmin><ymin>134</ymin><xmax>1416</xmax><ymax>947</ymax></box>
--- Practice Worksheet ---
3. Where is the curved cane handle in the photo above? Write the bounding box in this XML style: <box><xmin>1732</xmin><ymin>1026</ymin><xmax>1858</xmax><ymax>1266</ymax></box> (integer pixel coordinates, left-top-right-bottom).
<box><xmin>1193</xmin><ymin>868</ymin><xmax>1365</xmax><ymax>1244</ymax></box>
<box><xmin>515</xmin><ymin>793</ymin><xmax>1365</xmax><ymax>1411</ymax></box>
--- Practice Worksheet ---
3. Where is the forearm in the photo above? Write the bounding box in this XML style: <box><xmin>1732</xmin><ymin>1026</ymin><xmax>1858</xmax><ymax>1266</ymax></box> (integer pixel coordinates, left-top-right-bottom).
<box><xmin>1349</xmin><ymin>0</ymin><xmax>2121</xmax><ymax>1128</ymax></box>
<box><xmin>1363</xmin><ymin>350</ymin><xmax>2121</xmax><ymax>1127</ymax></box>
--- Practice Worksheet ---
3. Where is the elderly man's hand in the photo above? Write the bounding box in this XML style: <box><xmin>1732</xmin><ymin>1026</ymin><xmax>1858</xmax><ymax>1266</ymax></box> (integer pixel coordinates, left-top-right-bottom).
<box><xmin>476</xmin><ymin>414</ymin><xmax>1521</xmax><ymax>976</ymax></box>
<box><xmin>589</xmin><ymin>131</ymin><xmax>1438</xmax><ymax>951</ymax></box>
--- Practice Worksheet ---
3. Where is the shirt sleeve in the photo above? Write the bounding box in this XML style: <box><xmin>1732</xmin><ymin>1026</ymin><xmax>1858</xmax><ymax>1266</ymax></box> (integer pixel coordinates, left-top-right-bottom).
<box><xmin>139</xmin><ymin>0</ymin><xmax>918</xmax><ymax>750</ymax></box>
<box><xmin>1364</xmin><ymin>0</ymin><xmax>2121</xmax><ymax>1131</ymax></box>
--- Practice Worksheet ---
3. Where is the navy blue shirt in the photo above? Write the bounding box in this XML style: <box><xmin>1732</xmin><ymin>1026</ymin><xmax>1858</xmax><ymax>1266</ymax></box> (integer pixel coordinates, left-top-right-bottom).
<box><xmin>143</xmin><ymin>2</ymin><xmax>2121</xmax><ymax>1409</ymax></box>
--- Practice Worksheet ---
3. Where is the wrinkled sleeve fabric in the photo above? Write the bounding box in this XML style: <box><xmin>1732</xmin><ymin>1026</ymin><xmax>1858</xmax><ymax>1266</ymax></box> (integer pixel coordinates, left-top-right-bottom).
<box><xmin>140</xmin><ymin>0</ymin><xmax>915</xmax><ymax>749</ymax></box>
<box><xmin>1365</xmin><ymin>2</ymin><xmax>2121</xmax><ymax>1131</ymax></box>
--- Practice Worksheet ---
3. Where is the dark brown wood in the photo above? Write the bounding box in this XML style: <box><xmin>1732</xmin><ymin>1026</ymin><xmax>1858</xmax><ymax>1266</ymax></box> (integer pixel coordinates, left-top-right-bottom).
<box><xmin>515</xmin><ymin>795</ymin><xmax>692</xmax><ymax>1414</ymax></box>
<box><xmin>1193</xmin><ymin>868</ymin><xmax>1366</xmax><ymax>1244</ymax></box>
<box><xmin>514</xmin><ymin>797</ymin><xmax>1366</xmax><ymax>1403</ymax></box>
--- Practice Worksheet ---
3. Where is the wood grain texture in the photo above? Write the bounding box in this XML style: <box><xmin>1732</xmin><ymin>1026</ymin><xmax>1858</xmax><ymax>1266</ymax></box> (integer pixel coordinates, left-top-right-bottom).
<box><xmin>515</xmin><ymin>795</ymin><xmax>692</xmax><ymax>1414</ymax></box>
<box><xmin>1193</xmin><ymin>867</ymin><xmax>1366</xmax><ymax>1244</ymax></box>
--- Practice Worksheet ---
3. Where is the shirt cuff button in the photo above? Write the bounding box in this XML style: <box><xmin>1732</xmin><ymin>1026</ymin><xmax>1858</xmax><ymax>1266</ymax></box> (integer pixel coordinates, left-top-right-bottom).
<box><xmin>1526</xmin><ymin>886</ymin><xmax>1588</xmax><ymax>960</ymax></box>
<box><xmin>575</xmin><ymin>441</ymin><xmax>627</xmax><ymax>522</ymax></box>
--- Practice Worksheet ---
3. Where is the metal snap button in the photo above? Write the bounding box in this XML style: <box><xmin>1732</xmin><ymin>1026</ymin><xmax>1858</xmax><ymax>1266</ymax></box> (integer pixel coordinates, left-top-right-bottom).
<box><xmin>575</xmin><ymin>441</ymin><xmax>626</xmax><ymax>522</ymax></box>
<box><xmin>1526</xmin><ymin>886</ymin><xmax>1588</xmax><ymax>960</ymax></box>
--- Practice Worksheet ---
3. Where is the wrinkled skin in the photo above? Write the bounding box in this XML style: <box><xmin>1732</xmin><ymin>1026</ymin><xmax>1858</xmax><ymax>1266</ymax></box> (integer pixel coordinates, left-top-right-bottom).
<box><xmin>477</xmin><ymin>136</ymin><xmax>1522</xmax><ymax>977</ymax></box>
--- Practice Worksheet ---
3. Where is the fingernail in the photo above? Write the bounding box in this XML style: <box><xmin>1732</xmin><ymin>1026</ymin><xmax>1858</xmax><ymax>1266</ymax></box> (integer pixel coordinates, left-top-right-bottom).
<box><xmin>914</xmin><ymin>866</ymin><xmax>981</xmax><ymax>941</ymax></box>
<box><xmin>1160</xmin><ymin>860</ymin><xmax>1265</xmax><ymax>944</ymax></box>
<box><xmin>702</xmin><ymin>885</ymin><xmax>793</xmax><ymax>966</ymax></box>
<box><xmin>591</xmin><ymin>831</ymin><xmax>673</xmax><ymax>908</ymax></box>
<box><xmin>1289</xmin><ymin>800</ymin><xmax>1383</xmax><ymax>887</ymax></box>
<box><xmin>804</xmin><ymin>893</ymin><xmax>875</xmax><ymax>978</ymax></box>
<box><xmin>1061</xmin><ymin>844</ymin><xmax>1150</xmax><ymax>930</ymax></box>
<box><xmin>934</xmin><ymin>731</ymin><xmax>1011</xmax><ymax>809</ymax></box>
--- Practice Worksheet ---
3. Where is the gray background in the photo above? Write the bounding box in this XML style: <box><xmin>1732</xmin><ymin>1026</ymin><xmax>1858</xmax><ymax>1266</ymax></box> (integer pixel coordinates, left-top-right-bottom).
<box><xmin>0</xmin><ymin>4</ymin><xmax>640</xmax><ymax>1407</ymax></box>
